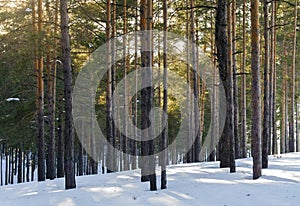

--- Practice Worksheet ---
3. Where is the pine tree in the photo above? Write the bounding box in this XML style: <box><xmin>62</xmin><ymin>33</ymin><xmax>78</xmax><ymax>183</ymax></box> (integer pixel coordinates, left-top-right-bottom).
<box><xmin>250</xmin><ymin>0</ymin><xmax>262</xmax><ymax>180</ymax></box>
<box><xmin>60</xmin><ymin>0</ymin><xmax>76</xmax><ymax>190</ymax></box>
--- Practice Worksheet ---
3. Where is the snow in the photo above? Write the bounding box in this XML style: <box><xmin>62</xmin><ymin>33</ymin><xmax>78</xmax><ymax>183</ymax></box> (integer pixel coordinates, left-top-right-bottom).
<box><xmin>6</xmin><ymin>98</ymin><xmax>20</xmax><ymax>102</ymax></box>
<box><xmin>0</xmin><ymin>153</ymin><xmax>299</xmax><ymax>206</ymax></box>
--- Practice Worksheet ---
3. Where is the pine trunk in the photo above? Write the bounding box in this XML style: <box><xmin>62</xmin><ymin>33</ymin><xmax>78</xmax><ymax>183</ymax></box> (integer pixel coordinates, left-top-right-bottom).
<box><xmin>36</xmin><ymin>0</ymin><xmax>45</xmax><ymax>182</ymax></box>
<box><xmin>160</xmin><ymin>0</ymin><xmax>168</xmax><ymax>190</ymax></box>
<box><xmin>251</xmin><ymin>0</ymin><xmax>262</xmax><ymax>180</ymax></box>
<box><xmin>60</xmin><ymin>0</ymin><xmax>76</xmax><ymax>189</ymax></box>
<box><xmin>241</xmin><ymin>0</ymin><xmax>247</xmax><ymax>158</ymax></box>
<box><xmin>262</xmin><ymin>0</ymin><xmax>270</xmax><ymax>169</ymax></box>
<box><xmin>289</xmin><ymin>0</ymin><xmax>297</xmax><ymax>152</ymax></box>
<box><xmin>232</xmin><ymin>0</ymin><xmax>240</xmax><ymax>159</ymax></box>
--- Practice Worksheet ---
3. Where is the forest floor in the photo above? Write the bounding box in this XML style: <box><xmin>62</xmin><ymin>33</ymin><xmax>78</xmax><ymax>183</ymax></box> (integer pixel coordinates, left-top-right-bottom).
<box><xmin>0</xmin><ymin>152</ymin><xmax>299</xmax><ymax>206</ymax></box>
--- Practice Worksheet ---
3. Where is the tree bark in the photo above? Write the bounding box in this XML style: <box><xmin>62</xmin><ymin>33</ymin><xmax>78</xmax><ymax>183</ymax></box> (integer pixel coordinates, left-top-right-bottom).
<box><xmin>17</xmin><ymin>148</ymin><xmax>22</xmax><ymax>183</ymax></box>
<box><xmin>262</xmin><ymin>0</ymin><xmax>270</xmax><ymax>169</ymax></box>
<box><xmin>289</xmin><ymin>0</ymin><xmax>297</xmax><ymax>152</ymax></box>
<box><xmin>271</xmin><ymin>0</ymin><xmax>277</xmax><ymax>155</ymax></box>
<box><xmin>190</xmin><ymin>0</ymin><xmax>200</xmax><ymax>163</ymax></box>
<box><xmin>60</xmin><ymin>0</ymin><xmax>76</xmax><ymax>189</ymax></box>
<box><xmin>251</xmin><ymin>0</ymin><xmax>262</xmax><ymax>180</ymax></box>
<box><xmin>216</xmin><ymin>0</ymin><xmax>235</xmax><ymax>172</ymax></box>
<box><xmin>232</xmin><ymin>0</ymin><xmax>240</xmax><ymax>159</ymax></box>
<box><xmin>36</xmin><ymin>0</ymin><xmax>45</xmax><ymax>182</ymax></box>
<box><xmin>160</xmin><ymin>0</ymin><xmax>168</xmax><ymax>190</ymax></box>
<box><xmin>241</xmin><ymin>0</ymin><xmax>247</xmax><ymax>158</ymax></box>
<box><xmin>57</xmin><ymin>98</ymin><xmax>64</xmax><ymax>178</ymax></box>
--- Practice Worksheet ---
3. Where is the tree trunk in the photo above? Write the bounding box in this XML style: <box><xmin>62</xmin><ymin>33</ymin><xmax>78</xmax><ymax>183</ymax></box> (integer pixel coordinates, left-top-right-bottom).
<box><xmin>46</xmin><ymin>0</ymin><xmax>58</xmax><ymax>181</ymax></box>
<box><xmin>289</xmin><ymin>0</ymin><xmax>297</xmax><ymax>152</ymax></box>
<box><xmin>190</xmin><ymin>0</ymin><xmax>200</xmax><ymax>163</ymax></box>
<box><xmin>160</xmin><ymin>0</ymin><xmax>168</xmax><ymax>190</ymax></box>
<box><xmin>36</xmin><ymin>0</ymin><xmax>45</xmax><ymax>182</ymax></box>
<box><xmin>57</xmin><ymin>98</ymin><xmax>64</xmax><ymax>178</ymax></box>
<box><xmin>140</xmin><ymin>0</ymin><xmax>150</xmax><ymax>182</ymax></box>
<box><xmin>60</xmin><ymin>0</ymin><xmax>76</xmax><ymax>190</ymax></box>
<box><xmin>78</xmin><ymin>140</ymin><xmax>83</xmax><ymax>176</ymax></box>
<box><xmin>31</xmin><ymin>153</ymin><xmax>36</xmax><ymax>181</ymax></box>
<box><xmin>216</xmin><ymin>0</ymin><xmax>235</xmax><ymax>172</ymax></box>
<box><xmin>271</xmin><ymin>0</ymin><xmax>277</xmax><ymax>155</ymax></box>
<box><xmin>131</xmin><ymin>0</ymin><xmax>138</xmax><ymax>170</ymax></box>
<box><xmin>241</xmin><ymin>0</ymin><xmax>247</xmax><ymax>158</ymax></box>
<box><xmin>250</xmin><ymin>0</ymin><xmax>262</xmax><ymax>180</ymax></box>
<box><xmin>123</xmin><ymin>0</ymin><xmax>129</xmax><ymax>171</ymax></box>
<box><xmin>105</xmin><ymin>0</ymin><xmax>114</xmax><ymax>174</ymax></box>
<box><xmin>17</xmin><ymin>148</ymin><xmax>22</xmax><ymax>183</ymax></box>
<box><xmin>0</xmin><ymin>144</ymin><xmax>3</xmax><ymax>186</ymax></box>
<box><xmin>186</xmin><ymin>0</ymin><xmax>193</xmax><ymax>164</ymax></box>
<box><xmin>262</xmin><ymin>0</ymin><xmax>270</xmax><ymax>169</ymax></box>
<box><xmin>5</xmin><ymin>147</ymin><xmax>8</xmax><ymax>185</ymax></box>
<box><xmin>232</xmin><ymin>0</ymin><xmax>240</xmax><ymax>159</ymax></box>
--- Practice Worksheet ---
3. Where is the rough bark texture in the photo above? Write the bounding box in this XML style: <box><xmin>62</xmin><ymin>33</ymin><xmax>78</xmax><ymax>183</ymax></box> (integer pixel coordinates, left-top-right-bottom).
<box><xmin>190</xmin><ymin>0</ymin><xmax>200</xmax><ymax>163</ymax></box>
<box><xmin>262</xmin><ymin>0</ymin><xmax>270</xmax><ymax>169</ymax></box>
<box><xmin>140</xmin><ymin>0</ymin><xmax>150</xmax><ymax>182</ymax></box>
<box><xmin>216</xmin><ymin>0</ymin><xmax>235</xmax><ymax>172</ymax></box>
<box><xmin>60</xmin><ymin>0</ymin><xmax>76</xmax><ymax>189</ymax></box>
<box><xmin>289</xmin><ymin>0</ymin><xmax>297</xmax><ymax>153</ymax></box>
<box><xmin>251</xmin><ymin>0</ymin><xmax>262</xmax><ymax>180</ymax></box>
<box><xmin>185</xmin><ymin>0</ymin><xmax>193</xmax><ymax>164</ymax></box>
<box><xmin>160</xmin><ymin>0</ymin><xmax>168</xmax><ymax>190</ymax></box>
<box><xmin>105</xmin><ymin>0</ymin><xmax>114</xmax><ymax>173</ymax></box>
<box><xmin>232</xmin><ymin>0</ymin><xmax>240</xmax><ymax>159</ymax></box>
<box><xmin>57</xmin><ymin>99</ymin><xmax>64</xmax><ymax>178</ymax></box>
<box><xmin>36</xmin><ymin>0</ymin><xmax>45</xmax><ymax>182</ymax></box>
<box><xmin>271</xmin><ymin>0</ymin><xmax>277</xmax><ymax>155</ymax></box>
<box><xmin>281</xmin><ymin>33</ymin><xmax>287</xmax><ymax>154</ymax></box>
<box><xmin>241</xmin><ymin>0</ymin><xmax>247</xmax><ymax>158</ymax></box>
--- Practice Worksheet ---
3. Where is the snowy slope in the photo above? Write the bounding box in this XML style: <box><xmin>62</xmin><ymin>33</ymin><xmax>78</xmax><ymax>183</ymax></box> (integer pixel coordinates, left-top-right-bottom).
<box><xmin>0</xmin><ymin>153</ymin><xmax>299</xmax><ymax>206</ymax></box>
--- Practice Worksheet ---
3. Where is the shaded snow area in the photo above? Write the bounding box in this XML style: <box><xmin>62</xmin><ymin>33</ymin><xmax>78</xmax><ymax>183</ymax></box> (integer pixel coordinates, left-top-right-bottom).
<box><xmin>0</xmin><ymin>153</ymin><xmax>299</xmax><ymax>206</ymax></box>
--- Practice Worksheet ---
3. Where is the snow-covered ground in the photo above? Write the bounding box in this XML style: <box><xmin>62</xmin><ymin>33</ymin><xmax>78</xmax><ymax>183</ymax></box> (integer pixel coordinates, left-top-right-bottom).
<box><xmin>0</xmin><ymin>153</ymin><xmax>299</xmax><ymax>206</ymax></box>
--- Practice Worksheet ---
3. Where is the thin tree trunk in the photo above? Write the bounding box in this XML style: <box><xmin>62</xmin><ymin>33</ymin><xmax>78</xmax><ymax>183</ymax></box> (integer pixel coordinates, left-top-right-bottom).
<box><xmin>46</xmin><ymin>0</ymin><xmax>57</xmax><ymax>181</ymax></box>
<box><xmin>10</xmin><ymin>148</ymin><xmax>14</xmax><ymax>184</ymax></box>
<box><xmin>36</xmin><ymin>0</ymin><xmax>45</xmax><ymax>182</ymax></box>
<box><xmin>60</xmin><ymin>0</ymin><xmax>76</xmax><ymax>190</ymax></box>
<box><xmin>123</xmin><ymin>0</ymin><xmax>129</xmax><ymax>171</ymax></box>
<box><xmin>271</xmin><ymin>0</ymin><xmax>277</xmax><ymax>155</ymax></box>
<box><xmin>232</xmin><ymin>0</ymin><xmax>240</xmax><ymax>159</ymax></box>
<box><xmin>186</xmin><ymin>0</ymin><xmax>193</xmax><ymax>164</ymax></box>
<box><xmin>296</xmin><ymin>86</ymin><xmax>299</xmax><ymax>152</ymax></box>
<box><xmin>57</xmin><ymin>98</ymin><xmax>64</xmax><ymax>178</ymax></box>
<box><xmin>209</xmin><ymin>7</ymin><xmax>217</xmax><ymax>162</ymax></box>
<box><xmin>111</xmin><ymin>0</ymin><xmax>117</xmax><ymax>172</ymax></box>
<box><xmin>5</xmin><ymin>147</ymin><xmax>8</xmax><ymax>185</ymax></box>
<box><xmin>22</xmin><ymin>146</ymin><xmax>25</xmax><ymax>183</ymax></box>
<box><xmin>241</xmin><ymin>0</ymin><xmax>247</xmax><ymax>158</ymax></box>
<box><xmin>190</xmin><ymin>0</ymin><xmax>200</xmax><ymax>163</ymax></box>
<box><xmin>0</xmin><ymin>144</ymin><xmax>2</xmax><ymax>186</ymax></box>
<box><xmin>147</xmin><ymin>0</ymin><xmax>157</xmax><ymax>191</ymax></box>
<box><xmin>251</xmin><ymin>0</ymin><xmax>262</xmax><ymax>180</ymax></box>
<box><xmin>289</xmin><ymin>0</ymin><xmax>297</xmax><ymax>152</ymax></box>
<box><xmin>262</xmin><ymin>0</ymin><xmax>270</xmax><ymax>169</ymax></box>
<box><xmin>26</xmin><ymin>152</ymin><xmax>30</xmax><ymax>182</ymax></box>
<box><xmin>105</xmin><ymin>0</ymin><xmax>114</xmax><ymax>174</ymax></box>
<box><xmin>160</xmin><ymin>0</ymin><xmax>168</xmax><ymax>190</ymax></box>
<box><xmin>131</xmin><ymin>0</ymin><xmax>138</xmax><ymax>170</ymax></box>
<box><xmin>78</xmin><ymin>140</ymin><xmax>83</xmax><ymax>176</ymax></box>
<box><xmin>17</xmin><ymin>148</ymin><xmax>22</xmax><ymax>183</ymax></box>
<box><xmin>140</xmin><ymin>0</ymin><xmax>150</xmax><ymax>182</ymax></box>
<box><xmin>31</xmin><ymin>153</ymin><xmax>35</xmax><ymax>181</ymax></box>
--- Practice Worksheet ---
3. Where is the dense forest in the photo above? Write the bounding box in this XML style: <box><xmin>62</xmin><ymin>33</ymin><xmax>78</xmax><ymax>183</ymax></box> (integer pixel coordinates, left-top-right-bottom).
<box><xmin>0</xmin><ymin>0</ymin><xmax>299</xmax><ymax>191</ymax></box>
